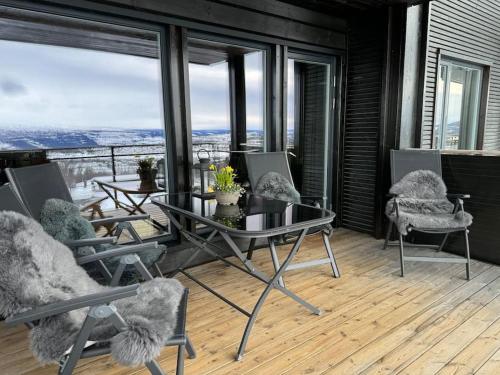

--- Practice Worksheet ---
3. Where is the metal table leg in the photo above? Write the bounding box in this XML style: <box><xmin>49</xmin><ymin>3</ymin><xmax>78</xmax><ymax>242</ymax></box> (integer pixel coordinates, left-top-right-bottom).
<box><xmin>161</xmin><ymin>208</ymin><xmax>321</xmax><ymax>361</ymax></box>
<box><xmin>219</xmin><ymin>230</ymin><xmax>321</xmax><ymax>359</ymax></box>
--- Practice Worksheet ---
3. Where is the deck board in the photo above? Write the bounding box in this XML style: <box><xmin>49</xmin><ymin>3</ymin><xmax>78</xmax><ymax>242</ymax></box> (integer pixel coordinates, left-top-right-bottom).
<box><xmin>1</xmin><ymin>229</ymin><xmax>499</xmax><ymax>375</ymax></box>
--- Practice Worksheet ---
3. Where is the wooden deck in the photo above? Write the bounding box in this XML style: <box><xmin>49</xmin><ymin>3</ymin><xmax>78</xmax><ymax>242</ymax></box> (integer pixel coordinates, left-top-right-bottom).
<box><xmin>89</xmin><ymin>202</ymin><xmax>169</xmax><ymax>240</ymax></box>
<box><xmin>2</xmin><ymin>229</ymin><xmax>500</xmax><ymax>374</ymax></box>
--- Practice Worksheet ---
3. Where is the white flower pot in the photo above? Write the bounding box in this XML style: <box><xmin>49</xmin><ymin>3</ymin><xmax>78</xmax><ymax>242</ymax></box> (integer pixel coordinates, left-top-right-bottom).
<box><xmin>215</xmin><ymin>191</ymin><xmax>240</xmax><ymax>206</ymax></box>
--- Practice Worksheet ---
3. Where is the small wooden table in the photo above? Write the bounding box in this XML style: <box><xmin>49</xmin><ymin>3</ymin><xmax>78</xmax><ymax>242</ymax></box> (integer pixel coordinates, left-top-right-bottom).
<box><xmin>93</xmin><ymin>178</ymin><xmax>166</xmax><ymax>229</ymax></box>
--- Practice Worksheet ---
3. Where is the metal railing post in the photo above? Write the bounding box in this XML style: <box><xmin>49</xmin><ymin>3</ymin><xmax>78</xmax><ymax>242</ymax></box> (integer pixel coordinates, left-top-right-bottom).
<box><xmin>111</xmin><ymin>146</ymin><xmax>117</xmax><ymax>182</ymax></box>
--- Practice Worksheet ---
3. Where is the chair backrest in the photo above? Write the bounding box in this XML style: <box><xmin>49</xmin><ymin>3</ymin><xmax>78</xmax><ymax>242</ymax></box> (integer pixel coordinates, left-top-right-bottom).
<box><xmin>245</xmin><ymin>152</ymin><xmax>294</xmax><ymax>191</ymax></box>
<box><xmin>5</xmin><ymin>162</ymin><xmax>73</xmax><ymax>221</ymax></box>
<box><xmin>0</xmin><ymin>184</ymin><xmax>30</xmax><ymax>216</ymax></box>
<box><xmin>390</xmin><ymin>149</ymin><xmax>442</xmax><ymax>184</ymax></box>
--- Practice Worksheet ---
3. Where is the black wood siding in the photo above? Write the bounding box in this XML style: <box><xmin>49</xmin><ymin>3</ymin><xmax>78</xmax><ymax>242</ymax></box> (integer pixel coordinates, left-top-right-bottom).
<box><xmin>421</xmin><ymin>0</ymin><xmax>500</xmax><ymax>149</ymax></box>
<box><xmin>441</xmin><ymin>153</ymin><xmax>500</xmax><ymax>264</ymax></box>
<box><xmin>340</xmin><ymin>13</ymin><xmax>387</xmax><ymax>234</ymax></box>
<box><xmin>32</xmin><ymin>0</ymin><xmax>346</xmax><ymax>50</ymax></box>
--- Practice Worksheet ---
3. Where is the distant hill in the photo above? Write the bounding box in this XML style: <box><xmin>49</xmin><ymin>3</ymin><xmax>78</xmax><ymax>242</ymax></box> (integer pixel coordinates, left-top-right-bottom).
<box><xmin>0</xmin><ymin>128</ymin><xmax>165</xmax><ymax>150</ymax></box>
<box><xmin>0</xmin><ymin>128</ymin><xmax>265</xmax><ymax>151</ymax></box>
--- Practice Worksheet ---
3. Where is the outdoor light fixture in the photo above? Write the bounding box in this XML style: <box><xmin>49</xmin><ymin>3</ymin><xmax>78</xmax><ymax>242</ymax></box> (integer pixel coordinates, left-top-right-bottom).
<box><xmin>192</xmin><ymin>149</ymin><xmax>215</xmax><ymax>198</ymax></box>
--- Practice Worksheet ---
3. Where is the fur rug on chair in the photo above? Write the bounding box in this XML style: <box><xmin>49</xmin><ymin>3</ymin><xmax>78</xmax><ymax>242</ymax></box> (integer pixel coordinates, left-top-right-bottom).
<box><xmin>0</xmin><ymin>211</ymin><xmax>183</xmax><ymax>367</ymax></box>
<box><xmin>385</xmin><ymin>170</ymin><xmax>473</xmax><ymax>235</ymax></box>
<box><xmin>40</xmin><ymin>198</ymin><xmax>165</xmax><ymax>283</ymax></box>
<box><xmin>254</xmin><ymin>171</ymin><xmax>301</xmax><ymax>203</ymax></box>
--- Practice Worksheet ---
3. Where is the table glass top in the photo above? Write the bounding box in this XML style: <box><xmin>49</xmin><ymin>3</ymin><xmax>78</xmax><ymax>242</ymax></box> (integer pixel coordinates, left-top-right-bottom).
<box><xmin>152</xmin><ymin>193</ymin><xmax>335</xmax><ymax>233</ymax></box>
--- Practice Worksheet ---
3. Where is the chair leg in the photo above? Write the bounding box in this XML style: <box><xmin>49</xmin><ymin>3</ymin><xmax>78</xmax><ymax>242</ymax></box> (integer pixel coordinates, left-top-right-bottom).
<box><xmin>399</xmin><ymin>234</ymin><xmax>405</xmax><ymax>277</ymax></box>
<box><xmin>176</xmin><ymin>345</ymin><xmax>185</xmax><ymax>375</ymax></box>
<box><xmin>186</xmin><ymin>335</ymin><xmax>196</xmax><ymax>359</ymax></box>
<box><xmin>383</xmin><ymin>221</ymin><xmax>393</xmax><ymax>250</ymax></box>
<box><xmin>464</xmin><ymin>229</ymin><xmax>471</xmax><ymax>281</ymax></box>
<box><xmin>268</xmin><ymin>238</ymin><xmax>285</xmax><ymax>288</ymax></box>
<box><xmin>246</xmin><ymin>238</ymin><xmax>256</xmax><ymax>260</ymax></box>
<box><xmin>322</xmin><ymin>231</ymin><xmax>340</xmax><ymax>278</ymax></box>
<box><xmin>145</xmin><ymin>360</ymin><xmax>166</xmax><ymax>375</ymax></box>
<box><xmin>437</xmin><ymin>233</ymin><xmax>450</xmax><ymax>252</ymax></box>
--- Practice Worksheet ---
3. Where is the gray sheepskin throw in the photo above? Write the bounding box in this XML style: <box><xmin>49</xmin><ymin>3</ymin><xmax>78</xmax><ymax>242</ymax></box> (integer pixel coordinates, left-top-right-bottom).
<box><xmin>385</xmin><ymin>170</ymin><xmax>473</xmax><ymax>235</ymax></box>
<box><xmin>255</xmin><ymin>171</ymin><xmax>301</xmax><ymax>204</ymax></box>
<box><xmin>40</xmin><ymin>198</ymin><xmax>165</xmax><ymax>282</ymax></box>
<box><xmin>0</xmin><ymin>211</ymin><xmax>183</xmax><ymax>367</ymax></box>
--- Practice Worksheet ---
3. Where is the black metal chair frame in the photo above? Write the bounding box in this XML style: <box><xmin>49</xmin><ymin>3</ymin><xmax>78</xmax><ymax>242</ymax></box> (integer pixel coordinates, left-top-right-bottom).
<box><xmin>383</xmin><ymin>149</ymin><xmax>471</xmax><ymax>280</ymax></box>
<box><xmin>244</xmin><ymin>151</ymin><xmax>340</xmax><ymax>287</ymax></box>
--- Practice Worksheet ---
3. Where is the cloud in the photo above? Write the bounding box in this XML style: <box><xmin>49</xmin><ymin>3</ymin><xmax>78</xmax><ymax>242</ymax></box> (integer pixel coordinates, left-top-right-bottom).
<box><xmin>0</xmin><ymin>79</ymin><xmax>27</xmax><ymax>96</ymax></box>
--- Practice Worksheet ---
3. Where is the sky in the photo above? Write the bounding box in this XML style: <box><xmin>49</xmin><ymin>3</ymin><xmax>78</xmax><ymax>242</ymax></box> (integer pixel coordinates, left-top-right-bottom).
<box><xmin>0</xmin><ymin>39</ymin><xmax>265</xmax><ymax>131</ymax></box>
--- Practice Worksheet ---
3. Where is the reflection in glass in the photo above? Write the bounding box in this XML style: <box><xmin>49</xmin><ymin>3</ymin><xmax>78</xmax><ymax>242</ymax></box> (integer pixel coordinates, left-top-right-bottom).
<box><xmin>187</xmin><ymin>38</ymin><xmax>266</xmax><ymax>189</ymax></box>
<box><xmin>188</xmin><ymin>59</ymin><xmax>231</xmax><ymax>164</ymax></box>
<box><xmin>0</xmin><ymin>8</ymin><xmax>166</xmax><ymax>215</ymax></box>
<box><xmin>286</xmin><ymin>58</ymin><xmax>331</xmax><ymax>205</ymax></box>
<box><xmin>153</xmin><ymin>193</ymin><xmax>333</xmax><ymax>233</ymax></box>
<box><xmin>434</xmin><ymin>58</ymin><xmax>483</xmax><ymax>150</ymax></box>
<box><xmin>245</xmin><ymin>51</ymin><xmax>265</xmax><ymax>151</ymax></box>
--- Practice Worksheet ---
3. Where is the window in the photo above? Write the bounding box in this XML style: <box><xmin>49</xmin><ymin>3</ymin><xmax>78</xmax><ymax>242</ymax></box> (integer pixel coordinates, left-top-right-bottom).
<box><xmin>0</xmin><ymin>7</ymin><xmax>166</xmax><ymax>213</ymax></box>
<box><xmin>434</xmin><ymin>57</ymin><xmax>484</xmax><ymax>150</ymax></box>
<box><xmin>187</xmin><ymin>37</ymin><xmax>266</xmax><ymax>194</ymax></box>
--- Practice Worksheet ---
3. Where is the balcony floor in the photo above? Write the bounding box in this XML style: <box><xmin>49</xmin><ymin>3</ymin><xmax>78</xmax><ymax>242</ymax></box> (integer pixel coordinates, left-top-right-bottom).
<box><xmin>2</xmin><ymin>229</ymin><xmax>500</xmax><ymax>374</ymax></box>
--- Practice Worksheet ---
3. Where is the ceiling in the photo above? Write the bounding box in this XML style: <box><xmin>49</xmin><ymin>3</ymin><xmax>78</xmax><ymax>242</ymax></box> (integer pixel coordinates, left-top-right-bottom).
<box><xmin>280</xmin><ymin>0</ymin><xmax>428</xmax><ymax>15</ymax></box>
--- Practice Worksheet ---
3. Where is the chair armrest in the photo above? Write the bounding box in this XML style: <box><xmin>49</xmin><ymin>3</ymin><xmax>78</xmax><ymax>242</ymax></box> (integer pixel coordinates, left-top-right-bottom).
<box><xmin>89</xmin><ymin>214</ymin><xmax>150</xmax><ymax>226</ymax></box>
<box><xmin>65</xmin><ymin>237</ymin><xmax>118</xmax><ymax>248</ymax></box>
<box><xmin>5</xmin><ymin>285</ymin><xmax>139</xmax><ymax>326</ymax></box>
<box><xmin>447</xmin><ymin>193</ymin><xmax>471</xmax><ymax>199</ymax></box>
<box><xmin>76</xmin><ymin>242</ymin><xmax>160</xmax><ymax>265</ymax></box>
<box><xmin>300</xmin><ymin>195</ymin><xmax>324</xmax><ymax>207</ymax></box>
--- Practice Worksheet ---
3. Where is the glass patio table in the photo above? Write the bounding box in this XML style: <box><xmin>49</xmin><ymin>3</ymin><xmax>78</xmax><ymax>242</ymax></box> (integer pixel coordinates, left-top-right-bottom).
<box><xmin>151</xmin><ymin>192</ymin><xmax>336</xmax><ymax>360</ymax></box>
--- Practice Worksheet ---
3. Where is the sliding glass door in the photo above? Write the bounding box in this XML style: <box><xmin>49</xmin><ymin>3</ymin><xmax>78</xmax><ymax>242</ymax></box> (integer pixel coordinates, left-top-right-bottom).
<box><xmin>286</xmin><ymin>52</ymin><xmax>335</xmax><ymax>208</ymax></box>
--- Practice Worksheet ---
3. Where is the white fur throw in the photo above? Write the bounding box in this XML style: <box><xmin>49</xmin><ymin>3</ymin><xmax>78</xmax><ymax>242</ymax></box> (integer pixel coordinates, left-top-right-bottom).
<box><xmin>0</xmin><ymin>211</ymin><xmax>183</xmax><ymax>367</ymax></box>
<box><xmin>385</xmin><ymin>170</ymin><xmax>473</xmax><ymax>235</ymax></box>
<box><xmin>255</xmin><ymin>171</ymin><xmax>301</xmax><ymax>203</ymax></box>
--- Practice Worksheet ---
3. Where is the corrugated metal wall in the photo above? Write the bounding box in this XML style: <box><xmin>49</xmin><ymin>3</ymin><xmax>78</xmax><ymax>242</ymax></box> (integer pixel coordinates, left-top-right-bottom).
<box><xmin>422</xmin><ymin>0</ymin><xmax>500</xmax><ymax>149</ymax></box>
<box><xmin>341</xmin><ymin>14</ymin><xmax>386</xmax><ymax>234</ymax></box>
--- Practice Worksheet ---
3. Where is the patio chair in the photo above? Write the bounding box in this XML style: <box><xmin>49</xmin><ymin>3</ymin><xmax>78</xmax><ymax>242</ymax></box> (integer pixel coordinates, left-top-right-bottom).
<box><xmin>0</xmin><ymin>211</ymin><xmax>195</xmax><ymax>375</ymax></box>
<box><xmin>244</xmin><ymin>152</ymin><xmax>340</xmax><ymax>286</ymax></box>
<box><xmin>383</xmin><ymin>149</ymin><xmax>472</xmax><ymax>280</ymax></box>
<box><xmin>0</xmin><ymin>184</ymin><xmax>164</xmax><ymax>285</ymax></box>
<box><xmin>4</xmin><ymin>162</ymin><xmax>151</xmax><ymax>242</ymax></box>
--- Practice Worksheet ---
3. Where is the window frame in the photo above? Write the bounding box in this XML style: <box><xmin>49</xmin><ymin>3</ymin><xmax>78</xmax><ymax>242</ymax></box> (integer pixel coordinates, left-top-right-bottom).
<box><xmin>433</xmin><ymin>50</ymin><xmax>491</xmax><ymax>150</ymax></box>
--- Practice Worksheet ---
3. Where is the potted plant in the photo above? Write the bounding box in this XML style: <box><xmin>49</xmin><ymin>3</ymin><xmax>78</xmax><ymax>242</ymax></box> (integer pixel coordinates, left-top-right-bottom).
<box><xmin>136</xmin><ymin>156</ymin><xmax>157</xmax><ymax>189</ymax></box>
<box><xmin>209</xmin><ymin>164</ymin><xmax>244</xmax><ymax>205</ymax></box>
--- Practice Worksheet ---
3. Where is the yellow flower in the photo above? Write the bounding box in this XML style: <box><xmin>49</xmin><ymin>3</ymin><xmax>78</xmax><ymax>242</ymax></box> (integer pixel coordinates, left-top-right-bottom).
<box><xmin>209</xmin><ymin>164</ymin><xmax>216</xmax><ymax>171</ymax></box>
<box><xmin>225</xmin><ymin>166</ymin><xmax>234</xmax><ymax>173</ymax></box>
